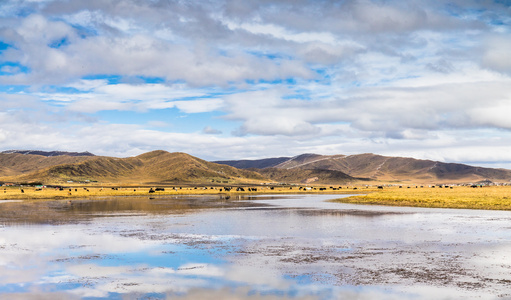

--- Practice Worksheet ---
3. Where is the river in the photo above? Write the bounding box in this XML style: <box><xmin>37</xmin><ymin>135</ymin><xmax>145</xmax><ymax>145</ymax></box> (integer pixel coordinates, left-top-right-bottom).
<box><xmin>1</xmin><ymin>194</ymin><xmax>511</xmax><ymax>299</ymax></box>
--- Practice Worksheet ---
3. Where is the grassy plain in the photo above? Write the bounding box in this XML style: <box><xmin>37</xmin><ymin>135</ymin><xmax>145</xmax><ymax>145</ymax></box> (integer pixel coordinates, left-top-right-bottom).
<box><xmin>0</xmin><ymin>185</ymin><xmax>363</xmax><ymax>200</ymax></box>
<box><xmin>336</xmin><ymin>186</ymin><xmax>511</xmax><ymax>210</ymax></box>
<box><xmin>3</xmin><ymin>185</ymin><xmax>511</xmax><ymax>211</ymax></box>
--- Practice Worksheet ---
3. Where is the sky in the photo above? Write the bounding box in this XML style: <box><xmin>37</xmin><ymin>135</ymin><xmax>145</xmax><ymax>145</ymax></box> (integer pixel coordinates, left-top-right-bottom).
<box><xmin>0</xmin><ymin>0</ymin><xmax>511</xmax><ymax>168</ymax></box>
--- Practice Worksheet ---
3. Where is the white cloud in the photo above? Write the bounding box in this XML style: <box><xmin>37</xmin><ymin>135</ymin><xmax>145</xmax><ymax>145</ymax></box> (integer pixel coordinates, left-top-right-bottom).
<box><xmin>467</xmin><ymin>101</ymin><xmax>511</xmax><ymax>128</ymax></box>
<box><xmin>298</xmin><ymin>41</ymin><xmax>365</xmax><ymax>64</ymax></box>
<box><xmin>66</xmin><ymin>79</ymin><xmax>108</xmax><ymax>91</ymax></box>
<box><xmin>172</xmin><ymin>99</ymin><xmax>224</xmax><ymax>113</ymax></box>
<box><xmin>0</xmin><ymin>13</ymin><xmax>314</xmax><ymax>86</ymax></box>
<box><xmin>0</xmin><ymin>0</ymin><xmax>510</xmax><ymax>168</ymax></box>
<box><xmin>202</xmin><ymin>126</ymin><xmax>222</xmax><ymax>135</ymax></box>
<box><xmin>482</xmin><ymin>35</ymin><xmax>511</xmax><ymax>74</ymax></box>
<box><xmin>224</xmin><ymin>20</ymin><xmax>338</xmax><ymax>44</ymax></box>
<box><xmin>0</xmin><ymin>65</ymin><xmax>22</xmax><ymax>74</ymax></box>
<box><xmin>47</xmin><ymin>81</ymin><xmax>222</xmax><ymax>113</ymax></box>
<box><xmin>222</xmin><ymin>89</ymin><xmax>323</xmax><ymax>136</ymax></box>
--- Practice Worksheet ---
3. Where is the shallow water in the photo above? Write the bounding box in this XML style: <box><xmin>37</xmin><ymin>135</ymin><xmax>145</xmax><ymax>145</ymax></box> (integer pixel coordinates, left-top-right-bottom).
<box><xmin>1</xmin><ymin>194</ymin><xmax>511</xmax><ymax>299</ymax></box>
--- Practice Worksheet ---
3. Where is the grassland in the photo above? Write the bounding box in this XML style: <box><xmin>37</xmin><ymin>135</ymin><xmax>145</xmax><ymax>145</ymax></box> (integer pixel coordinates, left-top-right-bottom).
<box><xmin>0</xmin><ymin>185</ymin><xmax>362</xmax><ymax>200</ymax></box>
<box><xmin>335</xmin><ymin>186</ymin><xmax>511</xmax><ymax>210</ymax></box>
<box><xmin>3</xmin><ymin>184</ymin><xmax>511</xmax><ymax>211</ymax></box>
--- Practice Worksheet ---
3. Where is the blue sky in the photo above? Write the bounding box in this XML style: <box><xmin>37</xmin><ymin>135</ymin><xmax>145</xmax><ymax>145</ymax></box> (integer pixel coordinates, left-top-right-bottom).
<box><xmin>0</xmin><ymin>0</ymin><xmax>511</xmax><ymax>168</ymax></box>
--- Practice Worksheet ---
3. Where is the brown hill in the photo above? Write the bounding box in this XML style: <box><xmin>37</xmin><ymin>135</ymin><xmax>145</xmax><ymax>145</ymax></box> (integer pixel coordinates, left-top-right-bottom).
<box><xmin>1</xmin><ymin>150</ymin><xmax>95</xmax><ymax>157</ymax></box>
<box><xmin>215</xmin><ymin>157</ymin><xmax>290</xmax><ymax>169</ymax></box>
<box><xmin>257</xmin><ymin>167</ymin><xmax>358</xmax><ymax>184</ymax></box>
<box><xmin>0</xmin><ymin>152</ymin><xmax>96</xmax><ymax>177</ymax></box>
<box><xmin>130</xmin><ymin>151</ymin><xmax>266</xmax><ymax>184</ymax></box>
<box><xmin>0</xmin><ymin>150</ymin><xmax>267</xmax><ymax>185</ymax></box>
<box><xmin>217</xmin><ymin>153</ymin><xmax>511</xmax><ymax>184</ymax></box>
<box><xmin>4</xmin><ymin>150</ymin><xmax>509</xmax><ymax>185</ymax></box>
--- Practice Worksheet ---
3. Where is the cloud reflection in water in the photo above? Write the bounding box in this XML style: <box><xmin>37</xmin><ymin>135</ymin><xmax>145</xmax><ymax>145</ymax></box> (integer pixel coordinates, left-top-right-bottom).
<box><xmin>1</xmin><ymin>194</ymin><xmax>510</xmax><ymax>299</ymax></box>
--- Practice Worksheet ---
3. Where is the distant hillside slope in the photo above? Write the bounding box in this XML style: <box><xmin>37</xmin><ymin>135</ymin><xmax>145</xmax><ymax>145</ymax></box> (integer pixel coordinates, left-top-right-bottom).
<box><xmin>0</xmin><ymin>152</ymin><xmax>97</xmax><ymax>177</ymax></box>
<box><xmin>2</xmin><ymin>150</ymin><xmax>95</xmax><ymax>157</ymax></box>
<box><xmin>214</xmin><ymin>157</ymin><xmax>291</xmax><ymax>169</ymax></box>
<box><xmin>131</xmin><ymin>151</ymin><xmax>266</xmax><ymax>183</ymax></box>
<box><xmin>257</xmin><ymin>167</ymin><xmax>358</xmax><ymax>184</ymax></box>
<box><xmin>216</xmin><ymin>153</ymin><xmax>511</xmax><ymax>184</ymax></box>
<box><xmin>214</xmin><ymin>154</ymin><xmax>361</xmax><ymax>184</ymax></box>
<box><xmin>4</xmin><ymin>150</ymin><xmax>509</xmax><ymax>185</ymax></box>
<box><xmin>1</xmin><ymin>150</ymin><xmax>267</xmax><ymax>184</ymax></box>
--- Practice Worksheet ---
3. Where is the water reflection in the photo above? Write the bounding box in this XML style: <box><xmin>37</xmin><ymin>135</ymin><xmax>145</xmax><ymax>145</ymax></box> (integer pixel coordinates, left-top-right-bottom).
<box><xmin>1</xmin><ymin>194</ymin><xmax>511</xmax><ymax>299</ymax></box>
<box><xmin>0</xmin><ymin>195</ymin><xmax>270</xmax><ymax>225</ymax></box>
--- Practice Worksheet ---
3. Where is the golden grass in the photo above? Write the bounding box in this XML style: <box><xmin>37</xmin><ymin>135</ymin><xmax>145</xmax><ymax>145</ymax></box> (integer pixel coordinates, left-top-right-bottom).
<box><xmin>335</xmin><ymin>186</ymin><xmax>511</xmax><ymax>210</ymax></box>
<box><xmin>0</xmin><ymin>185</ymin><xmax>363</xmax><ymax>200</ymax></box>
<box><xmin>5</xmin><ymin>185</ymin><xmax>511</xmax><ymax>211</ymax></box>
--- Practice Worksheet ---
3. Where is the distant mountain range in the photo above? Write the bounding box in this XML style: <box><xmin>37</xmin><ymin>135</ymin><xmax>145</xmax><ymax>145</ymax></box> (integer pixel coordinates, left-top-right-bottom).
<box><xmin>1</xmin><ymin>150</ymin><xmax>95</xmax><ymax>157</ymax></box>
<box><xmin>215</xmin><ymin>157</ymin><xmax>290</xmax><ymax>169</ymax></box>
<box><xmin>215</xmin><ymin>153</ymin><xmax>511</xmax><ymax>184</ymax></box>
<box><xmin>1</xmin><ymin>150</ymin><xmax>510</xmax><ymax>185</ymax></box>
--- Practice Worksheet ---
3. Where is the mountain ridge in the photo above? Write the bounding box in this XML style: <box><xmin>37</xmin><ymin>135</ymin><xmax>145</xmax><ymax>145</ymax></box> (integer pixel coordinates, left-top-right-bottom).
<box><xmin>215</xmin><ymin>153</ymin><xmax>511</xmax><ymax>184</ymax></box>
<box><xmin>1</xmin><ymin>150</ymin><xmax>95</xmax><ymax>157</ymax></box>
<box><xmin>1</xmin><ymin>150</ymin><xmax>510</xmax><ymax>185</ymax></box>
<box><xmin>0</xmin><ymin>150</ymin><xmax>266</xmax><ymax>185</ymax></box>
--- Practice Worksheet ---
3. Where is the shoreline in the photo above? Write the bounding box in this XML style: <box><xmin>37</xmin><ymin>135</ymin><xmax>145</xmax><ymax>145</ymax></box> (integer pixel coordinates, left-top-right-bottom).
<box><xmin>333</xmin><ymin>185</ymin><xmax>511</xmax><ymax>211</ymax></box>
<box><xmin>2</xmin><ymin>185</ymin><xmax>511</xmax><ymax>211</ymax></box>
<box><xmin>0</xmin><ymin>185</ymin><xmax>366</xmax><ymax>201</ymax></box>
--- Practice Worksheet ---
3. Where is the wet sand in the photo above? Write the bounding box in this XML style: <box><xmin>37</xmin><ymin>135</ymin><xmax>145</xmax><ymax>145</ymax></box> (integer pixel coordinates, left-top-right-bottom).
<box><xmin>1</xmin><ymin>194</ymin><xmax>511</xmax><ymax>299</ymax></box>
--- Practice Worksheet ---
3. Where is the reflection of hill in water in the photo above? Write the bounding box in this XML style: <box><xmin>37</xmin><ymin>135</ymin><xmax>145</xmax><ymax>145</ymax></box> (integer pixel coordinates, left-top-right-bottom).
<box><xmin>2</xmin><ymin>194</ymin><xmax>403</xmax><ymax>225</ymax></box>
<box><xmin>242</xmin><ymin>206</ymin><xmax>406</xmax><ymax>218</ymax></box>
<box><xmin>295</xmin><ymin>208</ymin><xmax>406</xmax><ymax>218</ymax></box>
<box><xmin>0</xmin><ymin>196</ymin><xmax>271</xmax><ymax>225</ymax></box>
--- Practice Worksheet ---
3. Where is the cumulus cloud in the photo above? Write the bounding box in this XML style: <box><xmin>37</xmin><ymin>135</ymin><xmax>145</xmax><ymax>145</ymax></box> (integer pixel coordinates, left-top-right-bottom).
<box><xmin>222</xmin><ymin>72</ymin><xmax>511</xmax><ymax>138</ymax></box>
<box><xmin>223</xmin><ymin>89</ymin><xmax>321</xmax><ymax>136</ymax></box>
<box><xmin>0</xmin><ymin>11</ymin><xmax>313</xmax><ymax>86</ymax></box>
<box><xmin>203</xmin><ymin>126</ymin><xmax>222</xmax><ymax>135</ymax></box>
<box><xmin>55</xmin><ymin>81</ymin><xmax>221</xmax><ymax>113</ymax></box>
<box><xmin>482</xmin><ymin>35</ymin><xmax>511</xmax><ymax>74</ymax></box>
<box><xmin>0</xmin><ymin>0</ymin><xmax>511</xmax><ymax>167</ymax></box>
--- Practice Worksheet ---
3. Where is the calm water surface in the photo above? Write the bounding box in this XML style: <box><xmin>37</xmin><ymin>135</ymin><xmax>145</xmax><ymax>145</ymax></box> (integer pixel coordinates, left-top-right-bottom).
<box><xmin>1</xmin><ymin>194</ymin><xmax>511</xmax><ymax>299</ymax></box>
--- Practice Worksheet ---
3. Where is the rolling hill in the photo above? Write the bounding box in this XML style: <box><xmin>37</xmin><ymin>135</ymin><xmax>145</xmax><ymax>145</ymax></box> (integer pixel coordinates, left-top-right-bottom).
<box><xmin>1</xmin><ymin>150</ymin><xmax>95</xmax><ymax>157</ymax></box>
<box><xmin>3</xmin><ymin>149</ymin><xmax>510</xmax><ymax>185</ymax></box>
<box><xmin>0</xmin><ymin>152</ymin><xmax>97</xmax><ymax>177</ymax></box>
<box><xmin>0</xmin><ymin>150</ymin><xmax>266</xmax><ymax>185</ymax></box>
<box><xmin>257</xmin><ymin>167</ymin><xmax>359</xmax><ymax>185</ymax></box>
<box><xmin>216</xmin><ymin>157</ymin><xmax>290</xmax><ymax>169</ymax></box>
<box><xmin>215</xmin><ymin>153</ymin><xmax>511</xmax><ymax>184</ymax></box>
